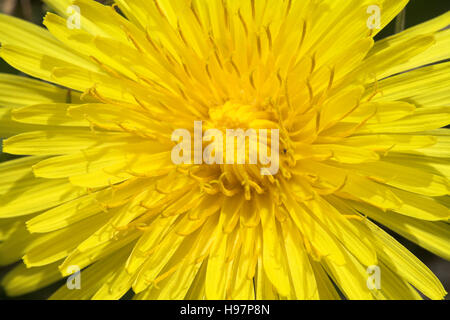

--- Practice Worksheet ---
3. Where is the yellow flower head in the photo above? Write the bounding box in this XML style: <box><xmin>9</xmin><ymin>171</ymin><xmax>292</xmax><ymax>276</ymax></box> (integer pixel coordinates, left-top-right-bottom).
<box><xmin>0</xmin><ymin>0</ymin><xmax>449</xmax><ymax>300</ymax></box>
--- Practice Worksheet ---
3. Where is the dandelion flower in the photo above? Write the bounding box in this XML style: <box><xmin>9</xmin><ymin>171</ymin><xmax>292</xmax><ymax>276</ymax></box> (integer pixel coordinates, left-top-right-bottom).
<box><xmin>0</xmin><ymin>0</ymin><xmax>449</xmax><ymax>300</ymax></box>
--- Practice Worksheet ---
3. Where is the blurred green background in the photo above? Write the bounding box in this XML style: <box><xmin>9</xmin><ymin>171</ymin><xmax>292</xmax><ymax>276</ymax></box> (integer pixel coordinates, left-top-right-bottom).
<box><xmin>0</xmin><ymin>0</ymin><xmax>449</xmax><ymax>300</ymax></box>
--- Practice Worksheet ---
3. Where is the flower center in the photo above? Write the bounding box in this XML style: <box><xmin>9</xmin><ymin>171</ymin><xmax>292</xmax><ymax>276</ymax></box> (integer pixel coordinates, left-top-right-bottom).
<box><xmin>205</xmin><ymin>101</ymin><xmax>276</xmax><ymax>131</ymax></box>
<box><xmin>177</xmin><ymin>101</ymin><xmax>295</xmax><ymax>200</ymax></box>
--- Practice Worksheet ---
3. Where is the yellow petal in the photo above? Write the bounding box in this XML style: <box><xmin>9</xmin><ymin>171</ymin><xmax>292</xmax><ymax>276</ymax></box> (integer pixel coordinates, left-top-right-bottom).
<box><xmin>375</xmin><ymin>261</ymin><xmax>422</xmax><ymax>300</ymax></box>
<box><xmin>281</xmin><ymin>182</ymin><xmax>347</xmax><ymax>265</ymax></box>
<box><xmin>257</xmin><ymin>195</ymin><xmax>291</xmax><ymax>297</ymax></box>
<box><xmin>339</xmin><ymin>134</ymin><xmax>436</xmax><ymax>152</ymax></box>
<box><xmin>0</xmin><ymin>13</ymin><xmax>95</xmax><ymax>71</ymax></box>
<box><xmin>338</xmin><ymin>160</ymin><xmax>449</xmax><ymax>196</ymax></box>
<box><xmin>50</xmin><ymin>247</ymin><xmax>130</xmax><ymax>300</ymax></box>
<box><xmin>366</xmin><ymin>62</ymin><xmax>450</xmax><ymax>106</ymax></box>
<box><xmin>346</xmin><ymin>101</ymin><xmax>415</xmax><ymax>124</ymax></box>
<box><xmin>323</xmin><ymin>249</ymin><xmax>374</xmax><ymax>300</ymax></box>
<box><xmin>364</xmin><ymin>219</ymin><xmax>447</xmax><ymax>300</ymax></box>
<box><xmin>281</xmin><ymin>218</ymin><xmax>318</xmax><ymax>299</ymax></box>
<box><xmin>32</xmin><ymin>141</ymin><xmax>169</xmax><ymax>179</ymax></box>
<box><xmin>306</xmin><ymin>196</ymin><xmax>378</xmax><ymax>267</ymax></box>
<box><xmin>1</xmin><ymin>262</ymin><xmax>62</xmax><ymax>297</ymax></box>
<box><xmin>349</xmin><ymin>200</ymin><xmax>450</xmax><ymax>260</ymax></box>
<box><xmin>0</xmin><ymin>157</ymin><xmax>86</xmax><ymax>218</ymax></box>
<box><xmin>4</xmin><ymin>130</ymin><xmax>136</xmax><ymax>156</ymax></box>
<box><xmin>23</xmin><ymin>212</ymin><xmax>113</xmax><ymax>267</ymax></box>
<box><xmin>27</xmin><ymin>178</ymin><xmax>152</xmax><ymax>233</ymax></box>
<box><xmin>310</xmin><ymin>261</ymin><xmax>341</xmax><ymax>300</ymax></box>
<box><xmin>389</xmin><ymin>188</ymin><xmax>450</xmax><ymax>221</ymax></box>
<box><xmin>12</xmin><ymin>103</ymin><xmax>89</xmax><ymax>127</ymax></box>
<box><xmin>0</xmin><ymin>74</ymin><xmax>82</xmax><ymax>108</ymax></box>
<box><xmin>357</xmin><ymin>106</ymin><xmax>450</xmax><ymax>134</ymax></box>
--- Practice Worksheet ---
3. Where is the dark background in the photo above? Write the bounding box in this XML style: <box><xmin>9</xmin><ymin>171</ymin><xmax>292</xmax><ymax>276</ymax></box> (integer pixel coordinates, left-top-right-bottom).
<box><xmin>0</xmin><ymin>0</ymin><xmax>449</xmax><ymax>300</ymax></box>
